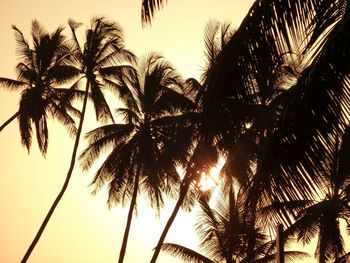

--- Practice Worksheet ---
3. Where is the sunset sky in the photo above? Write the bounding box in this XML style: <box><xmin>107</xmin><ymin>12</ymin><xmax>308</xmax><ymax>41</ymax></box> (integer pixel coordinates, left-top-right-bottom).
<box><xmin>0</xmin><ymin>1</ymin><xmax>317</xmax><ymax>262</ymax></box>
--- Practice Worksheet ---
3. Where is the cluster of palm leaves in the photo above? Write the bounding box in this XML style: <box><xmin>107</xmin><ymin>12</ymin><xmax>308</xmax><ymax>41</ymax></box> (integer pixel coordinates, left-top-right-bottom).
<box><xmin>2</xmin><ymin>0</ymin><xmax>350</xmax><ymax>262</ymax></box>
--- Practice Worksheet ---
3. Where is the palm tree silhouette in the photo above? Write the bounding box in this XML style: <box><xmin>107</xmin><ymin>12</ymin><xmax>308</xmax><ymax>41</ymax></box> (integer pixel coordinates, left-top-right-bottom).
<box><xmin>152</xmin><ymin>1</ymin><xmax>350</xmax><ymax>261</ymax></box>
<box><xmin>80</xmin><ymin>52</ymin><xmax>193</xmax><ymax>263</ymax></box>
<box><xmin>150</xmin><ymin>21</ymin><xmax>236</xmax><ymax>262</ymax></box>
<box><xmin>0</xmin><ymin>20</ymin><xmax>80</xmax><ymax>155</ymax></box>
<box><xmin>21</xmin><ymin>17</ymin><xmax>135</xmax><ymax>262</ymax></box>
<box><xmin>162</xmin><ymin>185</ymin><xmax>308</xmax><ymax>263</ymax></box>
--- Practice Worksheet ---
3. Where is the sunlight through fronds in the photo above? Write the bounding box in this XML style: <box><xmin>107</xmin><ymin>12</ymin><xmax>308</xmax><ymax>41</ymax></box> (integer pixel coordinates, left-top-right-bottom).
<box><xmin>175</xmin><ymin>155</ymin><xmax>226</xmax><ymax>192</ymax></box>
<box><xmin>175</xmin><ymin>163</ymin><xmax>186</xmax><ymax>181</ymax></box>
<box><xmin>198</xmin><ymin>155</ymin><xmax>226</xmax><ymax>192</ymax></box>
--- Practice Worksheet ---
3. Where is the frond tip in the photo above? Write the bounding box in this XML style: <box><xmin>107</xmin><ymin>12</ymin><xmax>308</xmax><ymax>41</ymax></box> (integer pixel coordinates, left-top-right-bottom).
<box><xmin>141</xmin><ymin>0</ymin><xmax>167</xmax><ymax>26</ymax></box>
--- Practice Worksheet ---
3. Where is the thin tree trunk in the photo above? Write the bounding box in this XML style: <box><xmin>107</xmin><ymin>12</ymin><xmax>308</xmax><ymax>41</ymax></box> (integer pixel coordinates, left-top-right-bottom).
<box><xmin>0</xmin><ymin>111</ymin><xmax>19</xmax><ymax>132</ymax></box>
<box><xmin>150</xmin><ymin>182</ymin><xmax>190</xmax><ymax>263</ymax></box>
<box><xmin>21</xmin><ymin>82</ymin><xmax>90</xmax><ymax>263</ymax></box>
<box><xmin>118</xmin><ymin>171</ymin><xmax>140</xmax><ymax>263</ymax></box>
<box><xmin>276</xmin><ymin>224</ymin><xmax>284</xmax><ymax>263</ymax></box>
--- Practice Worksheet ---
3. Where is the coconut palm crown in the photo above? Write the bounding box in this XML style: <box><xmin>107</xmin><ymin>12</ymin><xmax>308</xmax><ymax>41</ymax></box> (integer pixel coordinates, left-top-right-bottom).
<box><xmin>0</xmin><ymin>20</ymin><xmax>81</xmax><ymax>155</ymax></box>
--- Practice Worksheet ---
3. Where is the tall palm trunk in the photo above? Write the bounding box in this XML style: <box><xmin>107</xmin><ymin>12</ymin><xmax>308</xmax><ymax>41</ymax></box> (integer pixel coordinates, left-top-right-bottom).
<box><xmin>0</xmin><ymin>111</ymin><xmax>19</xmax><ymax>132</ymax></box>
<box><xmin>150</xmin><ymin>181</ymin><xmax>190</xmax><ymax>263</ymax></box>
<box><xmin>21</xmin><ymin>82</ymin><xmax>90</xmax><ymax>262</ymax></box>
<box><xmin>118</xmin><ymin>169</ymin><xmax>140</xmax><ymax>263</ymax></box>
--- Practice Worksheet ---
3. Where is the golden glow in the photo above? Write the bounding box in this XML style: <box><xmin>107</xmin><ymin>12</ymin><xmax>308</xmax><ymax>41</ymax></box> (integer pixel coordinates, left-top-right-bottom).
<box><xmin>0</xmin><ymin>1</ymin><xmax>277</xmax><ymax>263</ymax></box>
<box><xmin>175</xmin><ymin>155</ymin><xmax>226</xmax><ymax>191</ymax></box>
<box><xmin>198</xmin><ymin>171</ymin><xmax>216</xmax><ymax>191</ymax></box>
<box><xmin>198</xmin><ymin>155</ymin><xmax>226</xmax><ymax>191</ymax></box>
<box><xmin>175</xmin><ymin>163</ymin><xmax>186</xmax><ymax>180</ymax></box>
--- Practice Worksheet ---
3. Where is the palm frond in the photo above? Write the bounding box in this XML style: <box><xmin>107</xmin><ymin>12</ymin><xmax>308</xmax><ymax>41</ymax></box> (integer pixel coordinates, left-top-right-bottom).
<box><xmin>0</xmin><ymin>77</ymin><xmax>26</xmax><ymax>90</ymax></box>
<box><xmin>48</xmin><ymin>64</ymin><xmax>81</xmax><ymax>86</ymax></box>
<box><xmin>31</xmin><ymin>19</ymin><xmax>49</xmax><ymax>51</ymax></box>
<box><xmin>260</xmin><ymin>199</ymin><xmax>315</xmax><ymax>230</ymax></box>
<box><xmin>47</xmin><ymin>99</ymin><xmax>78</xmax><ymax>138</ymax></box>
<box><xmin>161</xmin><ymin>243</ymin><xmax>214</xmax><ymax>263</ymax></box>
<box><xmin>80</xmin><ymin>123</ymin><xmax>134</xmax><ymax>171</ymax></box>
<box><xmin>141</xmin><ymin>0</ymin><xmax>167</xmax><ymax>26</ymax></box>
<box><xmin>34</xmin><ymin>115</ymin><xmax>48</xmax><ymax>155</ymax></box>
<box><xmin>203</xmin><ymin>20</ymin><xmax>222</xmax><ymax>68</ymax></box>
<box><xmin>90</xmin><ymin>81</ymin><xmax>114</xmax><ymax>123</ymax></box>
<box><xmin>68</xmin><ymin>18</ymin><xmax>83</xmax><ymax>54</ymax></box>
<box><xmin>115</xmin><ymin>108</ymin><xmax>140</xmax><ymax>124</ymax></box>
<box><xmin>15</xmin><ymin>62</ymin><xmax>36</xmax><ymax>83</ymax></box>
<box><xmin>18</xmin><ymin>107</ymin><xmax>32</xmax><ymax>153</ymax></box>
<box><xmin>11</xmin><ymin>25</ymin><xmax>33</xmax><ymax>68</ymax></box>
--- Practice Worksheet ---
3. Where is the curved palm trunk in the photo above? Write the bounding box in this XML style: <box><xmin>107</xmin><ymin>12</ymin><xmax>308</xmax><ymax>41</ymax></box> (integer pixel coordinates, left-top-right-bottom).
<box><xmin>0</xmin><ymin>111</ymin><xmax>19</xmax><ymax>132</ymax></box>
<box><xmin>150</xmin><ymin>181</ymin><xmax>190</xmax><ymax>263</ymax></box>
<box><xmin>21</xmin><ymin>82</ymin><xmax>90</xmax><ymax>263</ymax></box>
<box><xmin>118</xmin><ymin>170</ymin><xmax>140</xmax><ymax>263</ymax></box>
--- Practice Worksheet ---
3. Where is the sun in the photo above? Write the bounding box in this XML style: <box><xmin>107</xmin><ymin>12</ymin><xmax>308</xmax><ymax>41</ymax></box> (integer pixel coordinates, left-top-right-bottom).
<box><xmin>198</xmin><ymin>156</ymin><xmax>226</xmax><ymax>191</ymax></box>
<box><xmin>175</xmin><ymin>155</ymin><xmax>226</xmax><ymax>191</ymax></box>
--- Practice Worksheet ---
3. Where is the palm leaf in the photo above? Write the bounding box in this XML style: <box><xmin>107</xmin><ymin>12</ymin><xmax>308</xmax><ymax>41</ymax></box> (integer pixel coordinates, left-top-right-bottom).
<box><xmin>141</xmin><ymin>0</ymin><xmax>167</xmax><ymax>26</ymax></box>
<box><xmin>90</xmin><ymin>81</ymin><xmax>114</xmax><ymax>123</ymax></box>
<box><xmin>80</xmin><ymin>123</ymin><xmax>135</xmax><ymax>171</ymax></box>
<box><xmin>12</xmin><ymin>25</ymin><xmax>34</xmax><ymax>68</ymax></box>
<box><xmin>161</xmin><ymin>243</ymin><xmax>214</xmax><ymax>263</ymax></box>
<box><xmin>0</xmin><ymin>77</ymin><xmax>26</xmax><ymax>90</ymax></box>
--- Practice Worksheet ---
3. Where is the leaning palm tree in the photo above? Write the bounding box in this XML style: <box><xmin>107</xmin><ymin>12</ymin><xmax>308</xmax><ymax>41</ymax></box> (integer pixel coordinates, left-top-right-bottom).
<box><xmin>162</xmin><ymin>185</ymin><xmax>308</xmax><ymax>263</ymax></box>
<box><xmin>0</xmin><ymin>20</ymin><xmax>80</xmax><ymax>155</ymax></box>
<box><xmin>21</xmin><ymin>17</ymin><xmax>135</xmax><ymax>262</ymax></box>
<box><xmin>80</xmin><ymin>53</ymin><xmax>193</xmax><ymax>263</ymax></box>
<box><xmin>150</xmin><ymin>21</ymin><xmax>236</xmax><ymax>262</ymax></box>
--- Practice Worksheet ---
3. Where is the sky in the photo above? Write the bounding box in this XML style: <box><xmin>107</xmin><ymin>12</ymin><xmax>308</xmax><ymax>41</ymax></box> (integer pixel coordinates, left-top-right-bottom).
<box><xmin>0</xmin><ymin>0</ymin><xmax>318</xmax><ymax>262</ymax></box>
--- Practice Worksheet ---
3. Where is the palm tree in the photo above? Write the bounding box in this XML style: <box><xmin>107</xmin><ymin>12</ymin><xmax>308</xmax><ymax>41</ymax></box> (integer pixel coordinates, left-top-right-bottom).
<box><xmin>152</xmin><ymin>0</ymin><xmax>350</xmax><ymax>261</ymax></box>
<box><xmin>150</xmin><ymin>21</ymin><xmax>237</xmax><ymax>262</ymax></box>
<box><xmin>162</xmin><ymin>185</ymin><xmax>308</xmax><ymax>263</ymax></box>
<box><xmin>80</xmin><ymin>52</ymin><xmax>193</xmax><ymax>263</ymax></box>
<box><xmin>21</xmin><ymin>17</ymin><xmax>135</xmax><ymax>262</ymax></box>
<box><xmin>142</xmin><ymin>0</ymin><xmax>350</xmax><ymax>198</ymax></box>
<box><xmin>0</xmin><ymin>20</ymin><xmax>80</xmax><ymax>155</ymax></box>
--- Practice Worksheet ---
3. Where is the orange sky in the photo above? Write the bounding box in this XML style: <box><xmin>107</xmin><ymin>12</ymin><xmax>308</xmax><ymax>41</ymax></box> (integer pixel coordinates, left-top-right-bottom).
<box><xmin>0</xmin><ymin>1</ymin><xmax>317</xmax><ymax>262</ymax></box>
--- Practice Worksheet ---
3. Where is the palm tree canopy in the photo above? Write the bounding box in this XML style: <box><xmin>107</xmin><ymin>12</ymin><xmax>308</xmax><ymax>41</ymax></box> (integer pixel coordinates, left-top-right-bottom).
<box><xmin>68</xmin><ymin>16</ymin><xmax>136</xmax><ymax>123</ymax></box>
<box><xmin>0</xmin><ymin>20</ymin><xmax>81</xmax><ymax>154</ymax></box>
<box><xmin>80</xmin><ymin>52</ymin><xmax>193</xmax><ymax>210</ymax></box>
